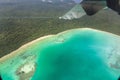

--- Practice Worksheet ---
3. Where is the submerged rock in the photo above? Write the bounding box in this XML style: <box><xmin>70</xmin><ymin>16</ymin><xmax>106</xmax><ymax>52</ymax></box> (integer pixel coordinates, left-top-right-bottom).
<box><xmin>0</xmin><ymin>28</ymin><xmax>120</xmax><ymax>80</ymax></box>
<box><xmin>0</xmin><ymin>75</ymin><xmax>2</xmax><ymax>80</ymax></box>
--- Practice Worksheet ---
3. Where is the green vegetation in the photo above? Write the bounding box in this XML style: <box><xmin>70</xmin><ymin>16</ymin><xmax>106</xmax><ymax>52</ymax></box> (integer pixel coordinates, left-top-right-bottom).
<box><xmin>0</xmin><ymin>1</ymin><xmax>75</xmax><ymax>57</ymax></box>
<box><xmin>0</xmin><ymin>7</ymin><xmax>120</xmax><ymax>57</ymax></box>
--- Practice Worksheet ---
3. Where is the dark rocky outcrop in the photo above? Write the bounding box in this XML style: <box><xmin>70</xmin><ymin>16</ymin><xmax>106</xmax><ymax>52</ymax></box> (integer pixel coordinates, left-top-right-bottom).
<box><xmin>0</xmin><ymin>75</ymin><xmax>2</xmax><ymax>80</ymax></box>
<box><xmin>118</xmin><ymin>76</ymin><xmax>120</xmax><ymax>80</ymax></box>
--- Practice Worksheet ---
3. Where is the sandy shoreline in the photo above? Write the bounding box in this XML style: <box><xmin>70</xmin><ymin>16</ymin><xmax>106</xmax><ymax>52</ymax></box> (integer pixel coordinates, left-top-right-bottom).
<box><xmin>0</xmin><ymin>35</ymin><xmax>54</xmax><ymax>62</ymax></box>
<box><xmin>1</xmin><ymin>28</ymin><xmax>120</xmax><ymax>62</ymax></box>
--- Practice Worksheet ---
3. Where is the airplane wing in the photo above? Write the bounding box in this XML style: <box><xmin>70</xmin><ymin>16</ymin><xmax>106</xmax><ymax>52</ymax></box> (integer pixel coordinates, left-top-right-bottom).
<box><xmin>106</xmin><ymin>0</ymin><xmax>120</xmax><ymax>14</ymax></box>
<box><xmin>80</xmin><ymin>0</ymin><xmax>120</xmax><ymax>15</ymax></box>
<box><xmin>60</xmin><ymin>0</ymin><xmax>120</xmax><ymax>20</ymax></box>
<box><xmin>80</xmin><ymin>1</ymin><xmax>106</xmax><ymax>15</ymax></box>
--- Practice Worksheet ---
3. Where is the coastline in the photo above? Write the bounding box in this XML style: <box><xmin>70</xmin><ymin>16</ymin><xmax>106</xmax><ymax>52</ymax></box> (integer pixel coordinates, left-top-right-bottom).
<box><xmin>0</xmin><ymin>35</ymin><xmax>53</xmax><ymax>63</ymax></box>
<box><xmin>1</xmin><ymin>28</ymin><xmax>120</xmax><ymax>63</ymax></box>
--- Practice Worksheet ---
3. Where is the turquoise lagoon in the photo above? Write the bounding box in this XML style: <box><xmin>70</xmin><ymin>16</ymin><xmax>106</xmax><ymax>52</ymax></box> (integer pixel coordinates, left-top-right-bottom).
<box><xmin>0</xmin><ymin>28</ymin><xmax>120</xmax><ymax>80</ymax></box>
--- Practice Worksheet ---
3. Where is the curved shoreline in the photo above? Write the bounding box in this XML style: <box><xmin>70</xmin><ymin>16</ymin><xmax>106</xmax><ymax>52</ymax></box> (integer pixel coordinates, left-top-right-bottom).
<box><xmin>0</xmin><ymin>28</ymin><xmax>120</xmax><ymax>62</ymax></box>
<box><xmin>0</xmin><ymin>35</ymin><xmax>54</xmax><ymax>62</ymax></box>
<box><xmin>0</xmin><ymin>28</ymin><xmax>120</xmax><ymax>80</ymax></box>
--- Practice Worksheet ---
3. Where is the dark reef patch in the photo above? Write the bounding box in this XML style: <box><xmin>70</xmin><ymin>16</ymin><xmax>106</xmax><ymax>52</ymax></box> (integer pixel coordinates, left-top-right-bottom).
<box><xmin>118</xmin><ymin>76</ymin><xmax>120</xmax><ymax>80</ymax></box>
<box><xmin>0</xmin><ymin>75</ymin><xmax>2</xmax><ymax>80</ymax></box>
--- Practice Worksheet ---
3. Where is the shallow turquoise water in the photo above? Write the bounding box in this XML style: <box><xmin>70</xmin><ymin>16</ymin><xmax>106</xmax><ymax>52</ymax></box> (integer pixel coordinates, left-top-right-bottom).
<box><xmin>31</xmin><ymin>30</ymin><xmax>118</xmax><ymax>80</ymax></box>
<box><xmin>1</xmin><ymin>29</ymin><xmax>120</xmax><ymax>80</ymax></box>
